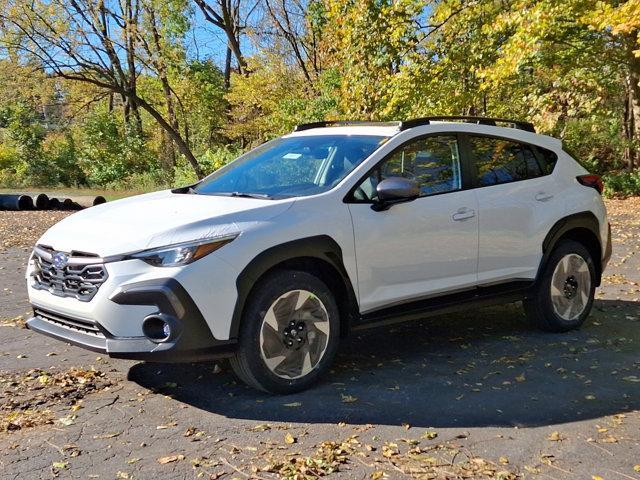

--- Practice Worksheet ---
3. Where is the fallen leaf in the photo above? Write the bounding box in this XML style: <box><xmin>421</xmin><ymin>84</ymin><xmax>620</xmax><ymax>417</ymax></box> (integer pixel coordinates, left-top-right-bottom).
<box><xmin>547</xmin><ymin>431</ymin><xmax>565</xmax><ymax>441</ymax></box>
<box><xmin>250</xmin><ymin>424</ymin><xmax>271</xmax><ymax>432</ymax></box>
<box><xmin>515</xmin><ymin>373</ymin><xmax>526</xmax><ymax>382</ymax></box>
<box><xmin>158</xmin><ymin>454</ymin><xmax>185</xmax><ymax>464</ymax></box>
<box><xmin>284</xmin><ymin>433</ymin><xmax>296</xmax><ymax>444</ymax></box>
<box><xmin>52</xmin><ymin>461</ymin><xmax>68</xmax><ymax>469</ymax></box>
<box><xmin>58</xmin><ymin>415</ymin><xmax>76</xmax><ymax>427</ymax></box>
<box><xmin>341</xmin><ymin>394</ymin><xmax>358</xmax><ymax>403</ymax></box>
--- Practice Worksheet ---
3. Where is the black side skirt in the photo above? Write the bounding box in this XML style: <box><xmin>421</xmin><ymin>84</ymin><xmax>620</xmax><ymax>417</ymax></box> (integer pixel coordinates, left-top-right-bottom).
<box><xmin>354</xmin><ymin>281</ymin><xmax>534</xmax><ymax>330</ymax></box>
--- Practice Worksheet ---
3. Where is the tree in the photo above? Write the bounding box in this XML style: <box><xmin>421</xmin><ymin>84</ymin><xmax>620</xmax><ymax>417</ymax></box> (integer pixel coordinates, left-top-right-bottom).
<box><xmin>194</xmin><ymin>0</ymin><xmax>258</xmax><ymax>86</ymax></box>
<box><xmin>260</xmin><ymin>0</ymin><xmax>324</xmax><ymax>86</ymax></box>
<box><xmin>0</xmin><ymin>0</ymin><xmax>204</xmax><ymax>177</ymax></box>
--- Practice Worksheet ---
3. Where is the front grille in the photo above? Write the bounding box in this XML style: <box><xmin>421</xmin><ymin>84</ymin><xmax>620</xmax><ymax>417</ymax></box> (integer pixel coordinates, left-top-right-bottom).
<box><xmin>34</xmin><ymin>308</ymin><xmax>105</xmax><ymax>337</ymax></box>
<box><xmin>31</xmin><ymin>247</ymin><xmax>108</xmax><ymax>302</ymax></box>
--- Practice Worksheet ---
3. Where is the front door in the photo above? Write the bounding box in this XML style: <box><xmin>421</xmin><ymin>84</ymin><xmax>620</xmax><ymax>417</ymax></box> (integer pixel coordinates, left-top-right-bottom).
<box><xmin>347</xmin><ymin>134</ymin><xmax>479</xmax><ymax>313</ymax></box>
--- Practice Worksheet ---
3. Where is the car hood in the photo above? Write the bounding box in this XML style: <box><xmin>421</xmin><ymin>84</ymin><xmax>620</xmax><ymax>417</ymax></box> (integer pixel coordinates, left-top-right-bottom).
<box><xmin>38</xmin><ymin>190</ymin><xmax>295</xmax><ymax>256</ymax></box>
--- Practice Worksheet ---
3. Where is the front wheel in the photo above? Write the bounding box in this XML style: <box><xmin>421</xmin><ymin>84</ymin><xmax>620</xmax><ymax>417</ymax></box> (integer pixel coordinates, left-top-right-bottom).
<box><xmin>230</xmin><ymin>269</ymin><xmax>340</xmax><ymax>394</ymax></box>
<box><xmin>524</xmin><ymin>240</ymin><xmax>596</xmax><ymax>332</ymax></box>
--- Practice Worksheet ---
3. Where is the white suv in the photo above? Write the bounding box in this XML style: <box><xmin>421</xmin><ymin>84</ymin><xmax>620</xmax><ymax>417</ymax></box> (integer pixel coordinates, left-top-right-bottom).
<box><xmin>26</xmin><ymin>117</ymin><xmax>611</xmax><ymax>393</ymax></box>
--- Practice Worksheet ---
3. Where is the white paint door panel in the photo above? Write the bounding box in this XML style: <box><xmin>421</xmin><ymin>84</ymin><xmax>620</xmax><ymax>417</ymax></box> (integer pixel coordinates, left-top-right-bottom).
<box><xmin>475</xmin><ymin>177</ymin><xmax>562</xmax><ymax>283</ymax></box>
<box><xmin>349</xmin><ymin>190</ymin><xmax>479</xmax><ymax>313</ymax></box>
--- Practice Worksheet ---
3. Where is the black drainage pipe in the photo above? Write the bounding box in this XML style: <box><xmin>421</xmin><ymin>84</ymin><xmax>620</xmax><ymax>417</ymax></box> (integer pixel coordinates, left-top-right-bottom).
<box><xmin>48</xmin><ymin>197</ymin><xmax>61</xmax><ymax>210</ymax></box>
<box><xmin>31</xmin><ymin>193</ymin><xmax>49</xmax><ymax>210</ymax></box>
<box><xmin>0</xmin><ymin>194</ymin><xmax>34</xmax><ymax>211</ymax></box>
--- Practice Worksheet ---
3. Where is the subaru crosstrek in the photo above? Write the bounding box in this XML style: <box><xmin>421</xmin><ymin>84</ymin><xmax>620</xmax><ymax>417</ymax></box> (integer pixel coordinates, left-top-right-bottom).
<box><xmin>25</xmin><ymin>117</ymin><xmax>612</xmax><ymax>393</ymax></box>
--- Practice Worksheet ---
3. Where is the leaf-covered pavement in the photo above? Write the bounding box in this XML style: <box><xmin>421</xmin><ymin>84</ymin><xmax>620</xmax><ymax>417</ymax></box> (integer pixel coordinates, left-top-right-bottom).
<box><xmin>0</xmin><ymin>198</ymin><xmax>639</xmax><ymax>479</ymax></box>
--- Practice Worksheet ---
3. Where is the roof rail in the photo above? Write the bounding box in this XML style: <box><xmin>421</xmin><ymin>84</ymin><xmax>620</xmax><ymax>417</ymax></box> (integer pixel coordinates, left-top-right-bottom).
<box><xmin>399</xmin><ymin>116</ymin><xmax>535</xmax><ymax>133</ymax></box>
<box><xmin>293</xmin><ymin>120</ymin><xmax>403</xmax><ymax>132</ymax></box>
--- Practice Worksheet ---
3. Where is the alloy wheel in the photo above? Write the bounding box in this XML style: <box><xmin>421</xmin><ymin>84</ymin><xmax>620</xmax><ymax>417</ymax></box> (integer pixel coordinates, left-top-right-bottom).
<box><xmin>259</xmin><ymin>290</ymin><xmax>331</xmax><ymax>379</ymax></box>
<box><xmin>550</xmin><ymin>253</ymin><xmax>591</xmax><ymax>321</ymax></box>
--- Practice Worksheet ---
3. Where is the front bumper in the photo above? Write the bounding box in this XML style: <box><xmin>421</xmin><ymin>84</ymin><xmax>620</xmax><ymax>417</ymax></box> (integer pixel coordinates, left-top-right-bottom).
<box><xmin>26</xmin><ymin>277</ymin><xmax>236</xmax><ymax>362</ymax></box>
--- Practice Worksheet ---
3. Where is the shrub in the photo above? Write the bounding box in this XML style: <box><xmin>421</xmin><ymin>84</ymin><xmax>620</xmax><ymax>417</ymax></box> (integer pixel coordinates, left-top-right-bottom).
<box><xmin>173</xmin><ymin>146</ymin><xmax>241</xmax><ymax>187</ymax></box>
<box><xmin>603</xmin><ymin>170</ymin><xmax>640</xmax><ymax>198</ymax></box>
<box><xmin>79</xmin><ymin>113</ymin><xmax>156</xmax><ymax>186</ymax></box>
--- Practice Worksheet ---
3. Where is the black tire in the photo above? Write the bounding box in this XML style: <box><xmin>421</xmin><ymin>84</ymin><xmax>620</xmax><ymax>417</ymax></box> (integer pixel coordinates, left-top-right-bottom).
<box><xmin>230</xmin><ymin>269</ymin><xmax>340</xmax><ymax>394</ymax></box>
<box><xmin>524</xmin><ymin>239</ymin><xmax>596</xmax><ymax>332</ymax></box>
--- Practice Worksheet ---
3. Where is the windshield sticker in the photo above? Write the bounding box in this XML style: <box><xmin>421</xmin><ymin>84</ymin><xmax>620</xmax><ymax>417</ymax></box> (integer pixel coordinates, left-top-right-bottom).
<box><xmin>282</xmin><ymin>153</ymin><xmax>302</xmax><ymax>159</ymax></box>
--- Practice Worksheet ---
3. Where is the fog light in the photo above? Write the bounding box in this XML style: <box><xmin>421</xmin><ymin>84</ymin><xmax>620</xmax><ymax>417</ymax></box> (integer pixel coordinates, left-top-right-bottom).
<box><xmin>142</xmin><ymin>314</ymin><xmax>178</xmax><ymax>343</ymax></box>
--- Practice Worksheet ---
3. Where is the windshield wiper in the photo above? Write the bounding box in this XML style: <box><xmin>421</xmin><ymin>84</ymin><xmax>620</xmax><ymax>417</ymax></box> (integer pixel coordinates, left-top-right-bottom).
<box><xmin>229</xmin><ymin>192</ymin><xmax>273</xmax><ymax>199</ymax></box>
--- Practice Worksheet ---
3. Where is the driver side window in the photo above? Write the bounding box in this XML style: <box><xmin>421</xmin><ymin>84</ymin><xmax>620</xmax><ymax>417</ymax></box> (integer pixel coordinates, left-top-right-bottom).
<box><xmin>353</xmin><ymin>135</ymin><xmax>462</xmax><ymax>201</ymax></box>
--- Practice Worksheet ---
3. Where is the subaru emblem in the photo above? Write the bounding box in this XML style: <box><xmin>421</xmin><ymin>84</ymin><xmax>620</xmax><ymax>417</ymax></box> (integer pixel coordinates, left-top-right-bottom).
<box><xmin>52</xmin><ymin>252</ymin><xmax>69</xmax><ymax>269</ymax></box>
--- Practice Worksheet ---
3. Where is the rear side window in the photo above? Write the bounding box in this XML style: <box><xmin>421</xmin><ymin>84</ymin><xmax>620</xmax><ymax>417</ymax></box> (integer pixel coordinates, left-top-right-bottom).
<box><xmin>536</xmin><ymin>146</ymin><xmax>559</xmax><ymax>175</ymax></box>
<box><xmin>470</xmin><ymin>136</ymin><xmax>545</xmax><ymax>187</ymax></box>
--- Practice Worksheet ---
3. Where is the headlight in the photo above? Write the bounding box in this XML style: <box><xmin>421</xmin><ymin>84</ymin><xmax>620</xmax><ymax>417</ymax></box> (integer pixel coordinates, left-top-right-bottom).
<box><xmin>129</xmin><ymin>235</ymin><xmax>237</xmax><ymax>267</ymax></box>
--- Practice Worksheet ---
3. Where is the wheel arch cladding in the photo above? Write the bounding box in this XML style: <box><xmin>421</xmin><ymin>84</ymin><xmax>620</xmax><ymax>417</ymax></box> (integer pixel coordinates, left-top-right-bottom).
<box><xmin>541</xmin><ymin>211</ymin><xmax>603</xmax><ymax>286</ymax></box>
<box><xmin>231</xmin><ymin>235</ymin><xmax>358</xmax><ymax>339</ymax></box>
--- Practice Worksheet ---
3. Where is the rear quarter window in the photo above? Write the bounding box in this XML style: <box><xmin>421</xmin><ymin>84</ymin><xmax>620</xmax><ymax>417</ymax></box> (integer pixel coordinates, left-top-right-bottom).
<box><xmin>535</xmin><ymin>146</ymin><xmax>559</xmax><ymax>175</ymax></box>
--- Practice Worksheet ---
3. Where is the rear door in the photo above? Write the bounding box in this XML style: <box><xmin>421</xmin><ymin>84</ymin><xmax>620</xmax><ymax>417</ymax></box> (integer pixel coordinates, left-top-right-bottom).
<box><xmin>347</xmin><ymin>134</ymin><xmax>479</xmax><ymax>313</ymax></box>
<box><xmin>466</xmin><ymin>134</ymin><xmax>563</xmax><ymax>284</ymax></box>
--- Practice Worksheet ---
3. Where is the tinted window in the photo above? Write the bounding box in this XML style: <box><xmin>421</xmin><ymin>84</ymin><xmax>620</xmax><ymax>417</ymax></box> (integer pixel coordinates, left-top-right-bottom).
<box><xmin>470</xmin><ymin>136</ymin><xmax>544</xmax><ymax>187</ymax></box>
<box><xmin>537</xmin><ymin>146</ymin><xmax>559</xmax><ymax>175</ymax></box>
<box><xmin>195</xmin><ymin>135</ymin><xmax>388</xmax><ymax>199</ymax></box>
<box><xmin>353</xmin><ymin>135</ymin><xmax>461</xmax><ymax>201</ymax></box>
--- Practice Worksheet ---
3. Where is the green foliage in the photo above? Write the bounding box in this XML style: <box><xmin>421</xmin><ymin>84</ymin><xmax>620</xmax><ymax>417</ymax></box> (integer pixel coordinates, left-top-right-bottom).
<box><xmin>173</xmin><ymin>146</ymin><xmax>241</xmax><ymax>186</ymax></box>
<box><xmin>560</xmin><ymin>118</ymin><xmax>627</xmax><ymax>174</ymax></box>
<box><xmin>604</xmin><ymin>170</ymin><xmax>640</xmax><ymax>198</ymax></box>
<box><xmin>77</xmin><ymin>113</ymin><xmax>155</xmax><ymax>186</ymax></box>
<box><xmin>226</xmin><ymin>55</ymin><xmax>339</xmax><ymax>143</ymax></box>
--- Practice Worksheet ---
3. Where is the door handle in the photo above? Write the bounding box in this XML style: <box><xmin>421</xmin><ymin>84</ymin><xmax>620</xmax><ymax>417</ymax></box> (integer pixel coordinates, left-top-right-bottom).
<box><xmin>452</xmin><ymin>208</ymin><xmax>476</xmax><ymax>221</ymax></box>
<box><xmin>535</xmin><ymin>192</ymin><xmax>554</xmax><ymax>202</ymax></box>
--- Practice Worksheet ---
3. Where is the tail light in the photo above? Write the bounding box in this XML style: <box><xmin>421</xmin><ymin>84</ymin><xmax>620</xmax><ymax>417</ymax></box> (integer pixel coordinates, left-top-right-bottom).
<box><xmin>577</xmin><ymin>174</ymin><xmax>604</xmax><ymax>194</ymax></box>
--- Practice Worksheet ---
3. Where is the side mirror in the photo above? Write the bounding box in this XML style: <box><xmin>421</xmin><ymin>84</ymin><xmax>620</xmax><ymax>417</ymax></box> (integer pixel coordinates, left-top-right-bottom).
<box><xmin>372</xmin><ymin>177</ymin><xmax>420</xmax><ymax>211</ymax></box>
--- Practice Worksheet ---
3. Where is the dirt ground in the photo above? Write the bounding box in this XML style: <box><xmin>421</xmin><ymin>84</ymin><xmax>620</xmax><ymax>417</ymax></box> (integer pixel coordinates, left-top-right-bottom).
<box><xmin>1</xmin><ymin>199</ymin><xmax>639</xmax><ymax>480</ymax></box>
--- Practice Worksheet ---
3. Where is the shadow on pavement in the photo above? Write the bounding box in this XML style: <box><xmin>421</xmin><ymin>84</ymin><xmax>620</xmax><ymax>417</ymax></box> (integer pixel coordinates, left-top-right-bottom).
<box><xmin>128</xmin><ymin>299</ymin><xmax>640</xmax><ymax>428</ymax></box>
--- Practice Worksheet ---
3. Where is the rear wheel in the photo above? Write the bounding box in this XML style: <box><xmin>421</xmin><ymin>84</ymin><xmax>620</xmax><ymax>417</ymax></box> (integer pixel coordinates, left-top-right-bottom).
<box><xmin>230</xmin><ymin>269</ymin><xmax>340</xmax><ymax>393</ymax></box>
<box><xmin>524</xmin><ymin>240</ymin><xmax>596</xmax><ymax>332</ymax></box>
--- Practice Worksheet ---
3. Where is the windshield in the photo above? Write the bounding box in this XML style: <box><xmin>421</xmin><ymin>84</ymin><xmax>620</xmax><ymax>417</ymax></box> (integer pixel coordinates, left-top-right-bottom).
<box><xmin>194</xmin><ymin>135</ymin><xmax>388</xmax><ymax>199</ymax></box>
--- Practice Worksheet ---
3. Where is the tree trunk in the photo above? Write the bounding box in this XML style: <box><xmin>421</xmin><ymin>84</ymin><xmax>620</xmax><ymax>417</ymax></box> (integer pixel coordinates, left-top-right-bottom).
<box><xmin>623</xmin><ymin>76</ymin><xmax>635</xmax><ymax>170</ymax></box>
<box><xmin>224</xmin><ymin>44</ymin><xmax>232</xmax><ymax>89</ymax></box>
<box><xmin>132</xmin><ymin>93</ymin><xmax>204</xmax><ymax>178</ymax></box>
<box><xmin>626</xmin><ymin>33</ymin><xmax>640</xmax><ymax>171</ymax></box>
